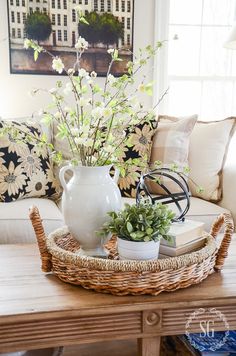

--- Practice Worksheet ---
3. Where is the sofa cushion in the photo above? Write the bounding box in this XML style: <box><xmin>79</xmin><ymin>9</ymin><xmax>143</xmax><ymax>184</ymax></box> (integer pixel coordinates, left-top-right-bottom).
<box><xmin>152</xmin><ymin>115</ymin><xmax>198</xmax><ymax>167</ymax></box>
<box><xmin>157</xmin><ymin>116</ymin><xmax>236</xmax><ymax>202</ymax></box>
<box><xmin>0</xmin><ymin>120</ymin><xmax>60</xmax><ymax>202</ymax></box>
<box><xmin>148</xmin><ymin>114</ymin><xmax>197</xmax><ymax>194</ymax></box>
<box><xmin>2</xmin><ymin>116</ymin><xmax>53</xmax><ymax>144</ymax></box>
<box><xmin>121</xmin><ymin>196</ymin><xmax>230</xmax><ymax>232</ymax></box>
<box><xmin>188</xmin><ymin>118</ymin><xmax>236</xmax><ymax>202</ymax></box>
<box><xmin>0</xmin><ymin>198</ymin><xmax>63</xmax><ymax>244</ymax></box>
<box><xmin>117</xmin><ymin>119</ymin><xmax>157</xmax><ymax>198</ymax></box>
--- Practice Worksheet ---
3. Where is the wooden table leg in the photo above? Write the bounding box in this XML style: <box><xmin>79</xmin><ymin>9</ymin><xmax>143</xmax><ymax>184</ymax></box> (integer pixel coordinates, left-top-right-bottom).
<box><xmin>138</xmin><ymin>337</ymin><xmax>161</xmax><ymax>356</ymax></box>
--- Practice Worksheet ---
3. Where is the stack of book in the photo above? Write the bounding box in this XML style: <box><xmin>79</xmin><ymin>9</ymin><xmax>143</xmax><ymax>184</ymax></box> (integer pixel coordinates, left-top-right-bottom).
<box><xmin>159</xmin><ymin>220</ymin><xmax>206</xmax><ymax>258</ymax></box>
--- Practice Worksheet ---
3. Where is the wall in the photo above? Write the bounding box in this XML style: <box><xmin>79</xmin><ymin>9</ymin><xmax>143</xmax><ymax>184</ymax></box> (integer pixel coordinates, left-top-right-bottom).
<box><xmin>0</xmin><ymin>0</ymin><xmax>155</xmax><ymax>118</ymax></box>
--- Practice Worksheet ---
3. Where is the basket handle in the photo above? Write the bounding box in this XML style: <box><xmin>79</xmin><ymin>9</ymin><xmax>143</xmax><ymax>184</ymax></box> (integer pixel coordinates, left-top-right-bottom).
<box><xmin>210</xmin><ymin>213</ymin><xmax>234</xmax><ymax>271</ymax></box>
<box><xmin>29</xmin><ymin>206</ymin><xmax>52</xmax><ymax>272</ymax></box>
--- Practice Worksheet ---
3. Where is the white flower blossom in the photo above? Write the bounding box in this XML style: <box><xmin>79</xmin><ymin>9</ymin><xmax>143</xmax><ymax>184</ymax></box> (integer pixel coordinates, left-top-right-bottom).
<box><xmin>49</xmin><ymin>88</ymin><xmax>57</xmax><ymax>95</ymax></box>
<box><xmin>63</xmin><ymin>82</ymin><xmax>73</xmax><ymax>96</ymax></box>
<box><xmin>103</xmin><ymin>145</ymin><xmax>115</xmax><ymax>154</ymax></box>
<box><xmin>71</xmin><ymin>128</ymin><xmax>80</xmax><ymax>136</ymax></box>
<box><xmin>91</xmin><ymin>107</ymin><xmax>104</xmax><ymax>120</ymax></box>
<box><xmin>54</xmin><ymin>112</ymin><xmax>62</xmax><ymax>119</ymax></box>
<box><xmin>78</xmin><ymin>98</ymin><xmax>89</xmax><ymax>107</ymax></box>
<box><xmin>24</xmin><ymin>39</ymin><xmax>32</xmax><ymax>49</ymax></box>
<box><xmin>78</xmin><ymin>68</ymin><xmax>88</xmax><ymax>78</ymax></box>
<box><xmin>75</xmin><ymin>137</ymin><xmax>86</xmax><ymax>145</ymax></box>
<box><xmin>107</xmin><ymin>48</ymin><xmax>115</xmax><ymax>54</ymax></box>
<box><xmin>107</xmin><ymin>74</ymin><xmax>116</xmax><ymax>84</ymax></box>
<box><xmin>79</xmin><ymin>124</ymin><xmax>90</xmax><ymax>135</ymax></box>
<box><xmin>52</xmin><ymin>57</ymin><xmax>64</xmax><ymax>74</ymax></box>
<box><xmin>75</xmin><ymin>36</ymin><xmax>88</xmax><ymax>51</ymax></box>
<box><xmin>84</xmin><ymin>138</ymin><xmax>93</xmax><ymax>147</ymax></box>
<box><xmin>90</xmin><ymin>71</ymin><xmax>97</xmax><ymax>78</ymax></box>
<box><xmin>103</xmin><ymin>107</ymin><xmax>113</xmax><ymax>118</ymax></box>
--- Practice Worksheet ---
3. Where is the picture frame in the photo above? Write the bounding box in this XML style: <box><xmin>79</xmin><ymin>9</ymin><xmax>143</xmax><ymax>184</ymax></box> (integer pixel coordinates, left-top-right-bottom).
<box><xmin>7</xmin><ymin>0</ymin><xmax>134</xmax><ymax>76</ymax></box>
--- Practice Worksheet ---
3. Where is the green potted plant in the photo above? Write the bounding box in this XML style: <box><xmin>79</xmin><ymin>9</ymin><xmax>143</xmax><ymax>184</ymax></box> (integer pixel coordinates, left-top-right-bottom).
<box><xmin>99</xmin><ymin>203</ymin><xmax>175</xmax><ymax>260</ymax></box>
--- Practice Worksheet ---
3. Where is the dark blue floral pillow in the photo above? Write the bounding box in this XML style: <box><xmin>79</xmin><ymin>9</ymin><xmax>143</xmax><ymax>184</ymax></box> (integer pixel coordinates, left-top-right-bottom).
<box><xmin>117</xmin><ymin>119</ymin><xmax>157</xmax><ymax>198</ymax></box>
<box><xmin>0</xmin><ymin>120</ymin><xmax>60</xmax><ymax>202</ymax></box>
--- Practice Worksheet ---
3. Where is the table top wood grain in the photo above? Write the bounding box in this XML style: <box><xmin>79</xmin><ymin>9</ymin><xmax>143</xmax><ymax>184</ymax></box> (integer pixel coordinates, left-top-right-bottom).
<box><xmin>0</xmin><ymin>239</ymin><xmax>236</xmax><ymax>354</ymax></box>
<box><xmin>1</xmin><ymin>239</ymin><xmax>236</xmax><ymax>319</ymax></box>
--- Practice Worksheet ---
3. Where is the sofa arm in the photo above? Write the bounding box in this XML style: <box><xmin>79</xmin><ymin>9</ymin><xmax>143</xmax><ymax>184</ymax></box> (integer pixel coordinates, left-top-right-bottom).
<box><xmin>218</xmin><ymin>164</ymin><xmax>236</xmax><ymax>228</ymax></box>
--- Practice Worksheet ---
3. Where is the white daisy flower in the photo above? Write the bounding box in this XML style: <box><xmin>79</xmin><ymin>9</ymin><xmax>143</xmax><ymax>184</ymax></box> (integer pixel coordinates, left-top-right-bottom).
<box><xmin>0</xmin><ymin>162</ymin><xmax>27</xmax><ymax>196</ymax></box>
<box><xmin>18</xmin><ymin>147</ymin><xmax>42</xmax><ymax>176</ymax></box>
<box><xmin>0</xmin><ymin>152</ymin><xmax>5</xmax><ymax>165</ymax></box>
<box><xmin>25</xmin><ymin>170</ymin><xmax>48</xmax><ymax>197</ymax></box>
<box><xmin>0</xmin><ymin>132</ymin><xmax>27</xmax><ymax>156</ymax></box>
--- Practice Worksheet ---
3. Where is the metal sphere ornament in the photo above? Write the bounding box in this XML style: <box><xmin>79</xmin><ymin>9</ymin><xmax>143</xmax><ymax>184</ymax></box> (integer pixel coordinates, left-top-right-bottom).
<box><xmin>136</xmin><ymin>167</ymin><xmax>191</xmax><ymax>222</ymax></box>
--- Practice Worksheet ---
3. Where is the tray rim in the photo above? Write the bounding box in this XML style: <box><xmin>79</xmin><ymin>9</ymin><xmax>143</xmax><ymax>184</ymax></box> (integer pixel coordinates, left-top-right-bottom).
<box><xmin>46</xmin><ymin>226</ymin><xmax>218</xmax><ymax>273</ymax></box>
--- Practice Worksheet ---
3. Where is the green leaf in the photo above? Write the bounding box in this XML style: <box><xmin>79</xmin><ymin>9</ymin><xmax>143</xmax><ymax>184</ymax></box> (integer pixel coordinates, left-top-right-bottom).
<box><xmin>113</xmin><ymin>49</ymin><xmax>119</xmax><ymax>60</ymax></box>
<box><xmin>146</xmin><ymin>227</ymin><xmax>153</xmax><ymax>235</ymax></box>
<box><xmin>42</xmin><ymin>113</ymin><xmax>53</xmax><ymax>126</ymax></box>
<box><xmin>80</xmin><ymin>17</ymin><xmax>89</xmax><ymax>25</ymax></box>
<box><xmin>34</xmin><ymin>50</ymin><xmax>39</xmax><ymax>61</ymax></box>
<box><xmin>93</xmin><ymin>84</ymin><xmax>102</xmax><ymax>94</ymax></box>
<box><xmin>126</xmin><ymin>222</ymin><xmax>133</xmax><ymax>233</ymax></box>
<box><xmin>135</xmin><ymin>231</ymin><xmax>145</xmax><ymax>238</ymax></box>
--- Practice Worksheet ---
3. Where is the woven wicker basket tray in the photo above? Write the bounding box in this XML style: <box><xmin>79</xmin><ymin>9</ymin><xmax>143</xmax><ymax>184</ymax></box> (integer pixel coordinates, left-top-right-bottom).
<box><xmin>29</xmin><ymin>207</ymin><xmax>234</xmax><ymax>296</ymax></box>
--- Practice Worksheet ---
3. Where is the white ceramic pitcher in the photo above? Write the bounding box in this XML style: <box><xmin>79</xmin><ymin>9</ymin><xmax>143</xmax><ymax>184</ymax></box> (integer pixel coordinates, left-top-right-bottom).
<box><xmin>59</xmin><ymin>165</ymin><xmax>121</xmax><ymax>257</ymax></box>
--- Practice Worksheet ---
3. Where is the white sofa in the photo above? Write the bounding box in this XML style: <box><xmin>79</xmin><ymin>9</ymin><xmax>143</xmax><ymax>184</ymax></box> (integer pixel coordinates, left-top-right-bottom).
<box><xmin>0</xmin><ymin>164</ymin><xmax>234</xmax><ymax>244</ymax></box>
<box><xmin>0</xmin><ymin>114</ymin><xmax>235</xmax><ymax>244</ymax></box>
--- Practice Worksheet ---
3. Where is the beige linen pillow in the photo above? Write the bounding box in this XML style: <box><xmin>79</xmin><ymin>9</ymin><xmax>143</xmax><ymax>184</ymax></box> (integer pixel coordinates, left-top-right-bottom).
<box><xmin>148</xmin><ymin>115</ymin><xmax>198</xmax><ymax>194</ymax></box>
<box><xmin>188</xmin><ymin>118</ymin><xmax>236</xmax><ymax>202</ymax></box>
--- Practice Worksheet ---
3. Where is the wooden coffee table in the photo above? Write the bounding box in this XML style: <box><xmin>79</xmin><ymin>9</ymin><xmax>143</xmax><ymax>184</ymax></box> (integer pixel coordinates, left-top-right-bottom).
<box><xmin>1</xmin><ymin>241</ymin><xmax>236</xmax><ymax>356</ymax></box>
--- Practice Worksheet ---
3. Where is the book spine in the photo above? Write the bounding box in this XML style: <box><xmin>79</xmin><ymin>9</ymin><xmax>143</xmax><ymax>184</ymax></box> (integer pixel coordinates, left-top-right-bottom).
<box><xmin>161</xmin><ymin>236</ymin><xmax>177</xmax><ymax>248</ymax></box>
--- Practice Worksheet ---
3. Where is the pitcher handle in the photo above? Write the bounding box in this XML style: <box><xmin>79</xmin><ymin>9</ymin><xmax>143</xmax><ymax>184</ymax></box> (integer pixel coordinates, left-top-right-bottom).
<box><xmin>112</xmin><ymin>166</ymin><xmax>120</xmax><ymax>184</ymax></box>
<box><xmin>59</xmin><ymin>165</ymin><xmax>75</xmax><ymax>192</ymax></box>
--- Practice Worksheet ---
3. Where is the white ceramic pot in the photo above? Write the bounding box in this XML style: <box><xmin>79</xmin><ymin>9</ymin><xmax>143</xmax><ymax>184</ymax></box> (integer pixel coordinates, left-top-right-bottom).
<box><xmin>117</xmin><ymin>237</ymin><xmax>160</xmax><ymax>261</ymax></box>
<box><xmin>59</xmin><ymin>165</ymin><xmax>121</xmax><ymax>257</ymax></box>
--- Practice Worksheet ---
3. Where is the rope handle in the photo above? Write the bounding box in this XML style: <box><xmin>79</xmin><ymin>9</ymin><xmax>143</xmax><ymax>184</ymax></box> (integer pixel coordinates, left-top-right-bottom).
<box><xmin>210</xmin><ymin>213</ymin><xmax>234</xmax><ymax>271</ymax></box>
<box><xmin>29</xmin><ymin>205</ymin><xmax>52</xmax><ymax>272</ymax></box>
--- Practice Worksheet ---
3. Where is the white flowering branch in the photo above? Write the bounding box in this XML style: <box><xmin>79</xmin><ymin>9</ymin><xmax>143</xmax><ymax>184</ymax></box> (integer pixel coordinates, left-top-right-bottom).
<box><xmin>23</xmin><ymin>13</ymin><xmax>166</xmax><ymax>168</ymax></box>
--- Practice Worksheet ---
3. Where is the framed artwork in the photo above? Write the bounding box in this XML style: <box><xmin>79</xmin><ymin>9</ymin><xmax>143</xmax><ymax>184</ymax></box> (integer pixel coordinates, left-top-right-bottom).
<box><xmin>7</xmin><ymin>0</ymin><xmax>134</xmax><ymax>76</ymax></box>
